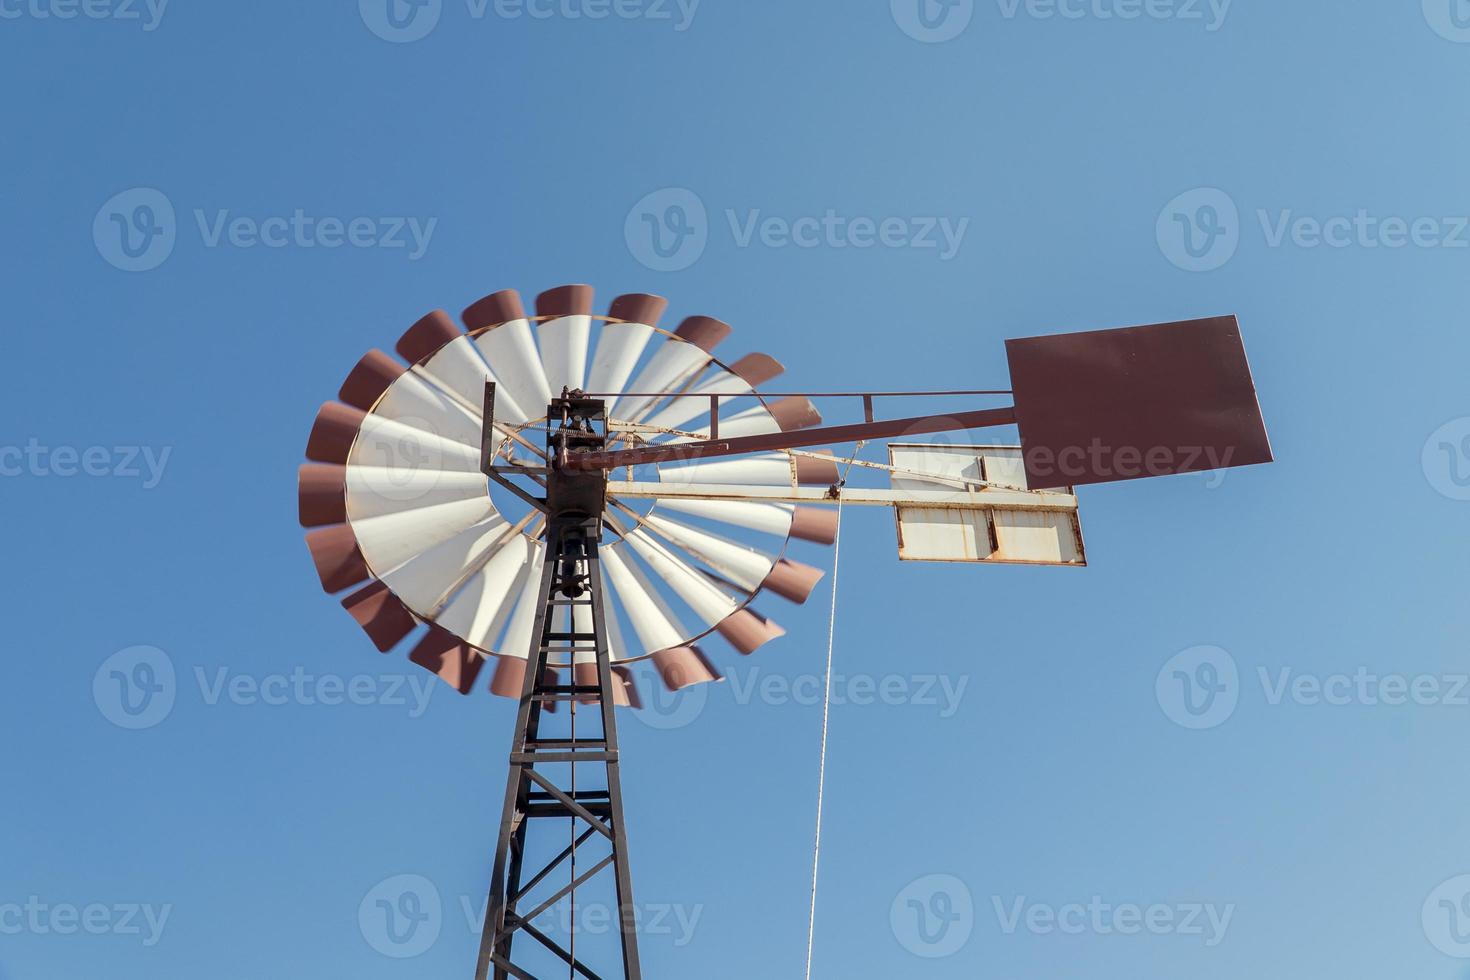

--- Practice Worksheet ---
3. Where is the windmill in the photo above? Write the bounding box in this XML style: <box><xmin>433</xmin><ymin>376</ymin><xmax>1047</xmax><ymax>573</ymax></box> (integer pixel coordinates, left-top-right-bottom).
<box><xmin>298</xmin><ymin>284</ymin><xmax>1271</xmax><ymax>979</ymax></box>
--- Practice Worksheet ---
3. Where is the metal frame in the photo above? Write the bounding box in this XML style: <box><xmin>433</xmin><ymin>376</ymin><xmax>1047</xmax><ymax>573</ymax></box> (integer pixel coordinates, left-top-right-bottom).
<box><xmin>476</xmin><ymin>392</ymin><xmax>642</xmax><ymax>980</ymax></box>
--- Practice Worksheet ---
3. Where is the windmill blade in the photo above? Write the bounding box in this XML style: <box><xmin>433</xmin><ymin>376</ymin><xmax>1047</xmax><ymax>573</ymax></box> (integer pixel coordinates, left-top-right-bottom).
<box><xmin>656</xmin><ymin>497</ymin><xmax>839</xmax><ymax>545</ymax></box>
<box><xmin>338</xmin><ymin>348</ymin><xmax>483</xmax><ymax>449</ymax></box>
<box><xmin>397</xmin><ymin>310</ymin><xmax>530</xmax><ymax>427</ymax></box>
<box><xmin>298</xmin><ymin>464</ymin><xmax>348</xmax><ymax>527</ymax></box>
<box><xmin>340</xmin><ymin>579</ymin><xmax>419</xmax><ymax>653</ymax></box>
<box><xmin>657</xmin><ymin>452</ymin><xmax>838</xmax><ymax>488</ymax></box>
<box><xmin>600</xmin><ymin>546</ymin><xmax>723</xmax><ymax>690</ymax></box>
<box><xmin>586</xmin><ymin>293</ymin><xmax>667</xmax><ymax>416</ymax></box>
<box><xmin>535</xmin><ymin>284</ymin><xmax>593</xmax><ymax>396</ymax></box>
<box><xmin>761</xmin><ymin>558</ymin><xmax>826</xmax><ymax>605</ymax></box>
<box><xmin>341</xmin><ymin>465</ymin><xmax>490</xmax><ymax>521</ymax></box>
<box><xmin>489</xmin><ymin>657</ymin><xmax>560</xmax><ymax>708</ymax></box>
<box><xmin>640</xmin><ymin>353</ymin><xmax>783</xmax><ymax>432</ymax></box>
<box><xmin>639</xmin><ymin>512</ymin><xmax>774</xmax><ymax>593</ymax></box>
<box><xmin>615</xmin><ymin>316</ymin><xmax>732</xmax><ymax>424</ymax></box>
<box><xmin>343</xmin><ymin>411</ymin><xmax>484</xmax><ymax>477</ymax></box>
<box><xmin>305</xmin><ymin>524</ymin><xmax>371</xmax><ymax>593</ymax></box>
<box><xmin>497</xmin><ymin>544</ymin><xmax>549</xmax><ymax>662</ymax></box>
<box><xmin>660</xmin><ymin>396</ymin><xmax>822</xmax><ymax>443</ymax></box>
<box><xmin>618</xmin><ymin>527</ymin><xmax>742</xmax><ymax>628</ymax></box>
<box><xmin>408</xmin><ymin>624</ymin><xmax>485</xmax><ymax>695</ymax></box>
<box><xmin>434</xmin><ymin>533</ymin><xmax>536</xmax><ymax>652</ymax></box>
<box><xmin>715</xmin><ymin>607</ymin><xmax>786</xmax><ymax>656</ymax></box>
<box><xmin>465</xmin><ymin>289</ymin><xmax>555</xmax><ymax>421</ymax></box>
<box><xmin>374</xmin><ymin>513</ymin><xmax>513</xmax><ymax>612</ymax></box>
<box><xmin>349</xmin><ymin>496</ymin><xmax>497</xmax><ymax>580</ymax></box>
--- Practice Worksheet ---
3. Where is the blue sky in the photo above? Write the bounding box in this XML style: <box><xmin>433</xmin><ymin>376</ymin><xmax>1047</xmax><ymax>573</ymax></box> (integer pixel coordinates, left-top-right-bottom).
<box><xmin>4</xmin><ymin>1</ymin><xmax>1470</xmax><ymax>977</ymax></box>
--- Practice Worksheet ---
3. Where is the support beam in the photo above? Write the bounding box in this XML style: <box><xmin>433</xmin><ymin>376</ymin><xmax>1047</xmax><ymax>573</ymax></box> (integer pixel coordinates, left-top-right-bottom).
<box><xmin>606</xmin><ymin>481</ymin><xmax>1078</xmax><ymax>512</ymax></box>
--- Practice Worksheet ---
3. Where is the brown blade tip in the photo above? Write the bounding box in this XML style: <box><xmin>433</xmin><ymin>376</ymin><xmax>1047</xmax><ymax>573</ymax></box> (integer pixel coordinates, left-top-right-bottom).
<box><xmin>338</xmin><ymin>350</ymin><xmax>406</xmax><ymax>412</ymax></box>
<box><xmin>536</xmin><ymin>284</ymin><xmax>595</xmax><ymax>318</ymax></box>
<box><xmin>716</xmin><ymin>608</ymin><xmax>787</xmax><ymax>655</ymax></box>
<box><xmin>769</xmin><ymin>396</ymin><xmax>823</xmax><ymax>433</ymax></box>
<box><xmin>761</xmin><ymin>558</ymin><xmax>825</xmax><ymax>605</ymax></box>
<box><xmin>463</xmin><ymin>289</ymin><xmax>526</xmax><ymax>330</ymax></box>
<box><xmin>608</xmin><ymin>292</ymin><xmax>668</xmax><ymax>327</ymax></box>
<box><xmin>396</xmin><ymin>310</ymin><xmax>462</xmax><ymax>367</ymax></box>
<box><xmin>298</xmin><ymin>463</ymin><xmax>348</xmax><ymax>528</ymax></box>
<box><xmin>651</xmin><ymin>645</ymin><xmax>723</xmax><ymax>691</ymax></box>
<box><xmin>305</xmin><ymin>401</ymin><xmax>367</xmax><ymax>464</ymax></box>
<box><xmin>729</xmin><ymin>353</ymin><xmax>784</xmax><ymax>387</ymax></box>
<box><xmin>408</xmin><ymin>625</ymin><xmax>485</xmax><ymax>696</ymax></box>
<box><xmin>341</xmin><ymin>580</ymin><xmax>418</xmax><ymax>653</ymax></box>
<box><xmin>795</xmin><ymin>450</ymin><xmax>839</xmax><ymax>486</ymax></box>
<box><xmin>790</xmin><ymin>505</ymin><xmax>840</xmax><ymax>545</ymax></box>
<box><xmin>673</xmin><ymin>316</ymin><xmax>731</xmax><ymax>353</ymax></box>
<box><xmin>304</xmin><ymin>525</ymin><xmax>370</xmax><ymax>593</ymax></box>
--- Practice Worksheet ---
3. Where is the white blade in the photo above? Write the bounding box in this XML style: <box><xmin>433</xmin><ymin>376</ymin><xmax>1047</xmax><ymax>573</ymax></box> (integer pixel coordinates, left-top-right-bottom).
<box><xmin>658</xmin><ymin>453</ymin><xmax>793</xmax><ymax>487</ymax></box>
<box><xmin>657</xmin><ymin>402</ymin><xmax>780</xmax><ymax>443</ymax></box>
<box><xmin>435</xmin><ymin>533</ymin><xmax>535</xmax><ymax>651</ymax></box>
<box><xmin>620</xmin><ymin>527</ymin><xmax>740</xmax><ymax>627</ymax></box>
<box><xmin>369</xmin><ymin>368</ymin><xmax>484</xmax><ymax>449</ymax></box>
<box><xmin>344</xmin><ymin>466</ymin><xmax>490</xmax><ymax>519</ymax></box>
<box><xmin>416</xmin><ymin>335</ymin><xmax>530</xmax><ymax>426</ymax></box>
<box><xmin>601</xmin><ymin>545</ymin><xmax>689</xmax><ymax>656</ymax></box>
<box><xmin>655</xmin><ymin>498</ymin><xmax>795</xmax><ymax>538</ymax></box>
<box><xmin>350</xmin><ymin>496</ymin><xmax>496</xmax><ymax>578</ymax></box>
<box><xmin>615</xmin><ymin>338</ymin><xmax>715</xmax><ymax>424</ymax></box>
<box><xmin>378</xmin><ymin>513</ymin><xmax>510</xmax><ymax>611</ymax></box>
<box><xmin>538</xmin><ymin>314</ymin><xmax>591</xmax><ymax>396</ymax></box>
<box><xmin>475</xmin><ymin>318</ymin><xmax>553</xmax><ymax>421</ymax></box>
<box><xmin>641</xmin><ymin>375</ymin><xmax>758</xmax><ymax>433</ymax></box>
<box><xmin>639</xmin><ymin>513</ymin><xmax>776</xmax><ymax>593</ymax></box>
<box><xmin>586</xmin><ymin>321</ymin><xmax>656</xmax><ymax>417</ymax></box>
<box><xmin>349</xmin><ymin>413</ymin><xmax>483</xmax><ymax>475</ymax></box>
<box><xmin>496</xmin><ymin>542</ymin><xmax>548</xmax><ymax>661</ymax></box>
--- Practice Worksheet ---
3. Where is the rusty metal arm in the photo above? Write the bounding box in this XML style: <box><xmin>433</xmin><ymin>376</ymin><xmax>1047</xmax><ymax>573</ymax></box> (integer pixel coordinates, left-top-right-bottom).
<box><xmin>562</xmin><ymin>406</ymin><xmax>1019</xmax><ymax>471</ymax></box>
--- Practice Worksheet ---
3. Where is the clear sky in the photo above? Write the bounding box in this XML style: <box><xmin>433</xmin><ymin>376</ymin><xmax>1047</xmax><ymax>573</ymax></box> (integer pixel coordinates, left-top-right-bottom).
<box><xmin>4</xmin><ymin>1</ymin><xmax>1470</xmax><ymax>977</ymax></box>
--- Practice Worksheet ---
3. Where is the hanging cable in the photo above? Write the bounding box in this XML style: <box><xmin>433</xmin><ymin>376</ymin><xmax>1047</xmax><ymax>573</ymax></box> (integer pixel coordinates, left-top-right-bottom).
<box><xmin>803</xmin><ymin>446</ymin><xmax>860</xmax><ymax>980</ymax></box>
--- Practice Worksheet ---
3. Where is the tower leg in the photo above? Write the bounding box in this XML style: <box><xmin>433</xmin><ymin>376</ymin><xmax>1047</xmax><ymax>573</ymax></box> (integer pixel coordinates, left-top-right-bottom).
<box><xmin>475</xmin><ymin>515</ymin><xmax>641</xmax><ymax>980</ymax></box>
